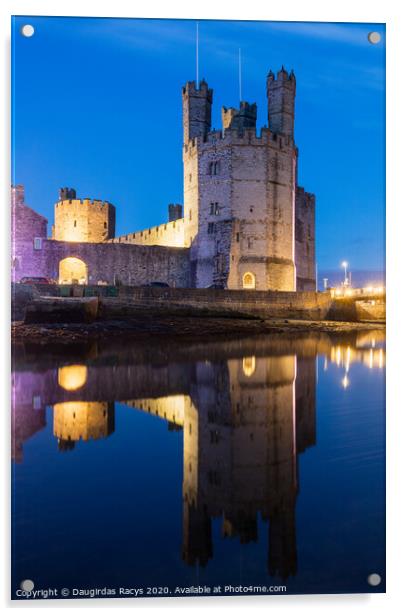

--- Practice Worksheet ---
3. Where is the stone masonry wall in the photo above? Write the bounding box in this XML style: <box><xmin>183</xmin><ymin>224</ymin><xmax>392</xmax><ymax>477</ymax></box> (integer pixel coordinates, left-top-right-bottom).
<box><xmin>110</xmin><ymin>217</ymin><xmax>186</xmax><ymax>248</ymax></box>
<box><xmin>117</xmin><ymin>286</ymin><xmax>333</xmax><ymax>320</ymax></box>
<box><xmin>11</xmin><ymin>186</ymin><xmax>48</xmax><ymax>282</ymax></box>
<box><xmin>13</xmin><ymin>239</ymin><xmax>191</xmax><ymax>287</ymax></box>
<box><xmin>295</xmin><ymin>187</ymin><xmax>316</xmax><ymax>291</ymax></box>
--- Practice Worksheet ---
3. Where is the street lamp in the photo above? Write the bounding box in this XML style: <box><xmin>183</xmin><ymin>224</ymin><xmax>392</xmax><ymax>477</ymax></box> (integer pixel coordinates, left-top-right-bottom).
<box><xmin>341</xmin><ymin>261</ymin><xmax>348</xmax><ymax>286</ymax></box>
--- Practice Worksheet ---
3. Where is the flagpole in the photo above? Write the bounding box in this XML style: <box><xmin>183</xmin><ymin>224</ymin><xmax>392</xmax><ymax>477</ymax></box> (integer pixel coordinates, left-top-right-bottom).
<box><xmin>239</xmin><ymin>48</ymin><xmax>242</xmax><ymax>102</ymax></box>
<box><xmin>196</xmin><ymin>22</ymin><xmax>199</xmax><ymax>88</ymax></box>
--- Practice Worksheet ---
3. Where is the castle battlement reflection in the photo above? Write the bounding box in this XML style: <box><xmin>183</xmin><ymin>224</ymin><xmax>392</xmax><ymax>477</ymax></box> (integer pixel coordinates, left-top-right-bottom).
<box><xmin>11</xmin><ymin>332</ymin><xmax>385</xmax><ymax>579</ymax></box>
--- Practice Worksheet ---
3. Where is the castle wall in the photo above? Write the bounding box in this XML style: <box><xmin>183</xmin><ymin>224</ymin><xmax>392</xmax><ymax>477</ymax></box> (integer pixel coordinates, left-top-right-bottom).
<box><xmin>11</xmin><ymin>186</ymin><xmax>48</xmax><ymax>282</ymax></box>
<box><xmin>52</xmin><ymin>198</ymin><xmax>116</xmax><ymax>242</ymax></box>
<box><xmin>195</xmin><ymin>137</ymin><xmax>233</xmax><ymax>287</ymax></box>
<box><xmin>295</xmin><ymin>187</ymin><xmax>316</xmax><ymax>291</ymax></box>
<box><xmin>265</xmin><ymin>136</ymin><xmax>297</xmax><ymax>290</ymax></box>
<box><xmin>13</xmin><ymin>239</ymin><xmax>191</xmax><ymax>287</ymax></box>
<box><xmin>110</xmin><ymin>217</ymin><xmax>186</xmax><ymax>248</ymax></box>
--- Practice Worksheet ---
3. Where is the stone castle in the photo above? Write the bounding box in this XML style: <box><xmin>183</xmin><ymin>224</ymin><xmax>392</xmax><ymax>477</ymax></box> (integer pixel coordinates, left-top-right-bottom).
<box><xmin>12</xmin><ymin>67</ymin><xmax>315</xmax><ymax>291</ymax></box>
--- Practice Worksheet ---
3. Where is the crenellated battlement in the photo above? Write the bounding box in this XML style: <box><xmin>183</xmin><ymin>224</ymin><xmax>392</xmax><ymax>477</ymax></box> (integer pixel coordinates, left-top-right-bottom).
<box><xmin>182</xmin><ymin>79</ymin><xmax>213</xmax><ymax>101</ymax></box>
<box><xmin>184</xmin><ymin>126</ymin><xmax>295</xmax><ymax>155</ymax></box>
<box><xmin>110</xmin><ymin>217</ymin><xmax>186</xmax><ymax>248</ymax></box>
<box><xmin>56</xmin><ymin>198</ymin><xmax>113</xmax><ymax>208</ymax></box>
<box><xmin>267</xmin><ymin>66</ymin><xmax>296</xmax><ymax>83</ymax></box>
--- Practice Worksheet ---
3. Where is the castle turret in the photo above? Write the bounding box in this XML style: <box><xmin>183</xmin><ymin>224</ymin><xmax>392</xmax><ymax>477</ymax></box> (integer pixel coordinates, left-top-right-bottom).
<box><xmin>168</xmin><ymin>203</ymin><xmax>183</xmax><ymax>222</ymax></box>
<box><xmin>182</xmin><ymin>79</ymin><xmax>213</xmax><ymax>143</ymax></box>
<box><xmin>221</xmin><ymin>101</ymin><xmax>257</xmax><ymax>133</ymax></box>
<box><xmin>52</xmin><ymin>189</ymin><xmax>116</xmax><ymax>243</ymax></box>
<box><xmin>59</xmin><ymin>187</ymin><xmax>76</xmax><ymax>201</ymax></box>
<box><xmin>267</xmin><ymin>67</ymin><xmax>296</xmax><ymax>138</ymax></box>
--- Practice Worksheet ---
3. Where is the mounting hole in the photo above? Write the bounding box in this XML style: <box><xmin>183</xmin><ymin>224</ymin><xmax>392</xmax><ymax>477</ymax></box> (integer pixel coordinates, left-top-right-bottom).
<box><xmin>367</xmin><ymin>573</ymin><xmax>382</xmax><ymax>586</ymax></box>
<box><xmin>21</xmin><ymin>24</ymin><xmax>35</xmax><ymax>38</ymax></box>
<box><xmin>368</xmin><ymin>32</ymin><xmax>381</xmax><ymax>45</ymax></box>
<box><xmin>20</xmin><ymin>579</ymin><xmax>35</xmax><ymax>592</ymax></box>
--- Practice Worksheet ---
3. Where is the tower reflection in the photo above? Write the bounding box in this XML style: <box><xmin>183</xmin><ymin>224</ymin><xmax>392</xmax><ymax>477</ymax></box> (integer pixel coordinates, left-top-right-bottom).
<box><xmin>11</xmin><ymin>332</ymin><xmax>385</xmax><ymax>580</ymax></box>
<box><xmin>130</xmin><ymin>353</ymin><xmax>315</xmax><ymax>579</ymax></box>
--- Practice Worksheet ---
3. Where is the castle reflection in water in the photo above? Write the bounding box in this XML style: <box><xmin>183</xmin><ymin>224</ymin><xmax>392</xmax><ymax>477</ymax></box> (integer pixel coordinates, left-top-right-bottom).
<box><xmin>11</xmin><ymin>331</ymin><xmax>385</xmax><ymax>580</ymax></box>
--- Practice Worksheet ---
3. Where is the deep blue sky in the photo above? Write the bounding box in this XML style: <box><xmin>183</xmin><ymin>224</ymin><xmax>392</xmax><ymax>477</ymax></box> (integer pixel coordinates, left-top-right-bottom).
<box><xmin>12</xmin><ymin>17</ymin><xmax>385</xmax><ymax>270</ymax></box>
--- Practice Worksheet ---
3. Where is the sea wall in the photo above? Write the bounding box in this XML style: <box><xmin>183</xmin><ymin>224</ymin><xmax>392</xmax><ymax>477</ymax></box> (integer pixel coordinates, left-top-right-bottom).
<box><xmin>116</xmin><ymin>287</ymin><xmax>333</xmax><ymax>320</ymax></box>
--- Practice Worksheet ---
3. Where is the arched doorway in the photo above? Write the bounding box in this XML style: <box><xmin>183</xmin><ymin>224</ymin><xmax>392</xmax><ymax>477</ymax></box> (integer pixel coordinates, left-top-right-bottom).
<box><xmin>242</xmin><ymin>272</ymin><xmax>256</xmax><ymax>289</ymax></box>
<box><xmin>59</xmin><ymin>257</ymin><xmax>88</xmax><ymax>284</ymax></box>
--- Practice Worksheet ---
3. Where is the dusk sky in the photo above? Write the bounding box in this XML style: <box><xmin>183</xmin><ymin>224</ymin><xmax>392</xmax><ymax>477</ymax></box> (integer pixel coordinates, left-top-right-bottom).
<box><xmin>12</xmin><ymin>16</ymin><xmax>385</xmax><ymax>271</ymax></box>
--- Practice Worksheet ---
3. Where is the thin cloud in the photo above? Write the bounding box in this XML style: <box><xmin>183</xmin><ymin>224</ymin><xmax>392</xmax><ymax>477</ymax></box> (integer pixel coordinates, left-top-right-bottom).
<box><xmin>259</xmin><ymin>21</ymin><xmax>384</xmax><ymax>47</ymax></box>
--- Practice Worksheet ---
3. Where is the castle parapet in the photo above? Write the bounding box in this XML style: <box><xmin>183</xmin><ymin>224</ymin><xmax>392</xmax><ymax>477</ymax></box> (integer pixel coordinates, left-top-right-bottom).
<box><xmin>183</xmin><ymin>126</ymin><xmax>294</xmax><ymax>155</ymax></box>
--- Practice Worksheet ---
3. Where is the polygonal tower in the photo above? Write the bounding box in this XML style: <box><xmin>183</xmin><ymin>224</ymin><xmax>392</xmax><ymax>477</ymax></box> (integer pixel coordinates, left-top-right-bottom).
<box><xmin>182</xmin><ymin>67</ymin><xmax>310</xmax><ymax>291</ymax></box>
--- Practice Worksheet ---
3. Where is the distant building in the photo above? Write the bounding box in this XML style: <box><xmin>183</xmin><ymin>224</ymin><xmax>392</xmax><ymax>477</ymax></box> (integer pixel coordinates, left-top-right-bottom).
<box><xmin>11</xmin><ymin>67</ymin><xmax>315</xmax><ymax>290</ymax></box>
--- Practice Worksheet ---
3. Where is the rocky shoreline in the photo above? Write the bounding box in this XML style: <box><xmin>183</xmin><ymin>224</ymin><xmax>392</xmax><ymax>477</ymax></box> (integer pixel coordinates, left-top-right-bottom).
<box><xmin>11</xmin><ymin>316</ymin><xmax>385</xmax><ymax>346</ymax></box>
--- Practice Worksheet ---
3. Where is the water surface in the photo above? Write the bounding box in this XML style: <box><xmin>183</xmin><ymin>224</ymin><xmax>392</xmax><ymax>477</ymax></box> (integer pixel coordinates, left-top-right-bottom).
<box><xmin>11</xmin><ymin>331</ymin><xmax>385</xmax><ymax>598</ymax></box>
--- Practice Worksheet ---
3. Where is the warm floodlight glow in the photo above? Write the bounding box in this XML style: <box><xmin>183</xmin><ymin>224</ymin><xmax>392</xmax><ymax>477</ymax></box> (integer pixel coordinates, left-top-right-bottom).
<box><xmin>58</xmin><ymin>365</ymin><xmax>88</xmax><ymax>391</ymax></box>
<box><xmin>242</xmin><ymin>356</ymin><xmax>256</xmax><ymax>377</ymax></box>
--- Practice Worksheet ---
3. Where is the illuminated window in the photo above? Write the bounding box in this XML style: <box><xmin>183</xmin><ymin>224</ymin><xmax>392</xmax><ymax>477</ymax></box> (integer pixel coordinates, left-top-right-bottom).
<box><xmin>242</xmin><ymin>356</ymin><xmax>256</xmax><ymax>377</ymax></box>
<box><xmin>242</xmin><ymin>272</ymin><xmax>256</xmax><ymax>289</ymax></box>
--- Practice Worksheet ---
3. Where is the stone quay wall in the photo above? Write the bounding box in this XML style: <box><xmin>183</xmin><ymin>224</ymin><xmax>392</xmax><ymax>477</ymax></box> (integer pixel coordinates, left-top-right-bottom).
<box><xmin>117</xmin><ymin>287</ymin><xmax>333</xmax><ymax>320</ymax></box>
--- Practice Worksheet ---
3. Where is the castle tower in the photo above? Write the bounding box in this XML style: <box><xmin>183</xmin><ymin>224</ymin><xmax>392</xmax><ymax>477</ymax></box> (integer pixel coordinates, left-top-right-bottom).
<box><xmin>53</xmin><ymin>401</ymin><xmax>115</xmax><ymax>450</ymax></box>
<box><xmin>221</xmin><ymin>102</ymin><xmax>257</xmax><ymax>133</ymax></box>
<box><xmin>168</xmin><ymin>203</ymin><xmax>183</xmax><ymax>222</ymax></box>
<box><xmin>182</xmin><ymin>79</ymin><xmax>214</xmax><ymax>258</ymax></box>
<box><xmin>267</xmin><ymin>67</ymin><xmax>296</xmax><ymax>138</ymax></box>
<box><xmin>182</xmin><ymin>80</ymin><xmax>213</xmax><ymax>143</ymax></box>
<box><xmin>52</xmin><ymin>188</ymin><xmax>116</xmax><ymax>243</ymax></box>
<box><xmin>180</xmin><ymin>68</ymin><xmax>313</xmax><ymax>291</ymax></box>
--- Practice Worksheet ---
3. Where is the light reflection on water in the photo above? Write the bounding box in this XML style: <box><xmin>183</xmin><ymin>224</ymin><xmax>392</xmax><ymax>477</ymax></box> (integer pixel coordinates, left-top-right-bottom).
<box><xmin>11</xmin><ymin>331</ymin><xmax>385</xmax><ymax>597</ymax></box>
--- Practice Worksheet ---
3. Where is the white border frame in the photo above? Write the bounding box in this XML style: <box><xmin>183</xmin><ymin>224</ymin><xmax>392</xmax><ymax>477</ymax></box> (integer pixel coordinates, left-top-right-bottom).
<box><xmin>1</xmin><ymin>1</ymin><xmax>401</xmax><ymax>614</ymax></box>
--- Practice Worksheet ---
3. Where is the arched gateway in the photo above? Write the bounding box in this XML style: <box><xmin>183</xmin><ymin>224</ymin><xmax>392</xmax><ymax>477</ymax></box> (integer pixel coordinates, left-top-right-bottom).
<box><xmin>59</xmin><ymin>257</ymin><xmax>88</xmax><ymax>285</ymax></box>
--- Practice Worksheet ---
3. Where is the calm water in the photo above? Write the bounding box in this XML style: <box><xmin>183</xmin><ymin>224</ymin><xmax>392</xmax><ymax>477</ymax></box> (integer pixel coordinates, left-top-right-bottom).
<box><xmin>11</xmin><ymin>331</ymin><xmax>385</xmax><ymax>599</ymax></box>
